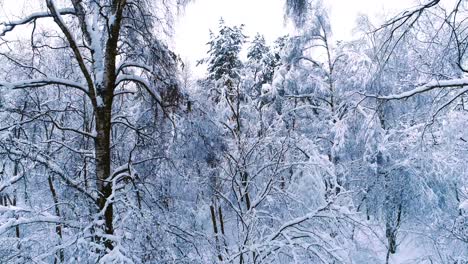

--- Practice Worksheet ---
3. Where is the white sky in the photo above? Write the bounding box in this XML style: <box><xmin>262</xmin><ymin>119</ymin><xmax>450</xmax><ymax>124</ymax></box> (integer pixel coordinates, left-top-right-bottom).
<box><xmin>1</xmin><ymin>0</ymin><xmax>419</xmax><ymax>74</ymax></box>
<box><xmin>174</xmin><ymin>0</ymin><xmax>417</xmax><ymax>75</ymax></box>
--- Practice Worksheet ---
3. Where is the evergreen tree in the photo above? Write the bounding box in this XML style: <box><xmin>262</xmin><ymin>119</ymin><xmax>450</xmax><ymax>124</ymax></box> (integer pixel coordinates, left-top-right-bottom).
<box><xmin>201</xmin><ymin>19</ymin><xmax>246</xmax><ymax>103</ymax></box>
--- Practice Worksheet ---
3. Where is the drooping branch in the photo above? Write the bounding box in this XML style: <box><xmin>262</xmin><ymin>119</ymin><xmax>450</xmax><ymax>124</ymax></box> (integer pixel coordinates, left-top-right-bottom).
<box><xmin>0</xmin><ymin>215</ymin><xmax>61</xmax><ymax>236</ymax></box>
<box><xmin>374</xmin><ymin>0</ymin><xmax>441</xmax><ymax>67</ymax></box>
<box><xmin>116</xmin><ymin>74</ymin><xmax>162</xmax><ymax>104</ymax></box>
<box><xmin>375</xmin><ymin>0</ymin><xmax>441</xmax><ymax>33</ymax></box>
<box><xmin>116</xmin><ymin>61</ymin><xmax>153</xmax><ymax>75</ymax></box>
<box><xmin>0</xmin><ymin>8</ymin><xmax>75</xmax><ymax>37</ymax></box>
<box><xmin>4</xmin><ymin>141</ymin><xmax>96</xmax><ymax>202</ymax></box>
<box><xmin>368</xmin><ymin>77</ymin><xmax>468</xmax><ymax>100</ymax></box>
<box><xmin>0</xmin><ymin>167</ymin><xmax>32</xmax><ymax>192</ymax></box>
<box><xmin>0</xmin><ymin>77</ymin><xmax>88</xmax><ymax>95</ymax></box>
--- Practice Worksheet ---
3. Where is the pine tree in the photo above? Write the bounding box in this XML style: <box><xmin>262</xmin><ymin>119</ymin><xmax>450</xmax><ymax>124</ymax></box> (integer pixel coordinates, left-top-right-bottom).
<box><xmin>202</xmin><ymin>19</ymin><xmax>247</xmax><ymax>103</ymax></box>
<box><xmin>246</xmin><ymin>33</ymin><xmax>277</xmax><ymax>97</ymax></box>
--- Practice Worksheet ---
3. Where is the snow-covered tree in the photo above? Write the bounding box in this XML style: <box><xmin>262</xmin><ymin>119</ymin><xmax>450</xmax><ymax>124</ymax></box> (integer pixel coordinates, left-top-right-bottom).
<box><xmin>0</xmin><ymin>0</ymin><xmax>185</xmax><ymax>261</ymax></box>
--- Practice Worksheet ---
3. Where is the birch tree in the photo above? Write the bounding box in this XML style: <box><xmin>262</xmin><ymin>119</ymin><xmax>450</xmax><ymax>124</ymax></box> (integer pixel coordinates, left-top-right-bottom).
<box><xmin>0</xmin><ymin>0</ymin><xmax>184</xmax><ymax>260</ymax></box>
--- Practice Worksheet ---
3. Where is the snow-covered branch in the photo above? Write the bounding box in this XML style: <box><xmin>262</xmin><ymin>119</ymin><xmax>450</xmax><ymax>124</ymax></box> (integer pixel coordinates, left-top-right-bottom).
<box><xmin>116</xmin><ymin>74</ymin><xmax>162</xmax><ymax>103</ymax></box>
<box><xmin>5</xmin><ymin>142</ymin><xmax>96</xmax><ymax>202</ymax></box>
<box><xmin>45</xmin><ymin>0</ymin><xmax>95</xmax><ymax>95</ymax></box>
<box><xmin>0</xmin><ymin>8</ymin><xmax>75</xmax><ymax>37</ymax></box>
<box><xmin>0</xmin><ymin>163</ymin><xmax>36</xmax><ymax>192</ymax></box>
<box><xmin>369</xmin><ymin>77</ymin><xmax>468</xmax><ymax>100</ymax></box>
<box><xmin>0</xmin><ymin>77</ymin><xmax>88</xmax><ymax>94</ymax></box>
<box><xmin>116</xmin><ymin>61</ymin><xmax>153</xmax><ymax>75</ymax></box>
<box><xmin>268</xmin><ymin>202</ymin><xmax>332</xmax><ymax>241</ymax></box>
<box><xmin>0</xmin><ymin>215</ymin><xmax>60</xmax><ymax>235</ymax></box>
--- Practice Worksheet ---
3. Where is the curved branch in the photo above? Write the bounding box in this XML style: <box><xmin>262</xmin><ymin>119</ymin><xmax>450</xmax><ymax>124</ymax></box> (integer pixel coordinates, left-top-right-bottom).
<box><xmin>0</xmin><ymin>77</ymin><xmax>88</xmax><ymax>95</ymax></box>
<box><xmin>5</xmin><ymin>141</ymin><xmax>97</xmax><ymax>202</ymax></box>
<box><xmin>368</xmin><ymin>78</ymin><xmax>468</xmax><ymax>100</ymax></box>
<box><xmin>116</xmin><ymin>74</ymin><xmax>162</xmax><ymax>103</ymax></box>
<box><xmin>0</xmin><ymin>8</ymin><xmax>75</xmax><ymax>37</ymax></box>
<box><xmin>116</xmin><ymin>61</ymin><xmax>152</xmax><ymax>75</ymax></box>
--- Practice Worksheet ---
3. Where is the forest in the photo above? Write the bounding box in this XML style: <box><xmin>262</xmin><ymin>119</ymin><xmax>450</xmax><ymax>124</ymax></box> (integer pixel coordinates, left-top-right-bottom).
<box><xmin>0</xmin><ymin>0</ymin><xmax>467</xmax><ymax>263</ymax></box>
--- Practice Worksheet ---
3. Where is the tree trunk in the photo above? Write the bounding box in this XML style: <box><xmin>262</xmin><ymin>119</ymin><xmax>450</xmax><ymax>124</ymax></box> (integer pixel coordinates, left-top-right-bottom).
<box><xmin>210</xmin><ymin>204</ymin><xmax>223</xmax><ymax>261</ymax></box>
<box><xmin>95</xmin><ymin>106</ymin><xmax>114</xmax><ymax>250</ymax></box>
<box><xmin>48</xmin><ymin>175</ymin><xmax>64</xmax><ymax>263</ymax></box>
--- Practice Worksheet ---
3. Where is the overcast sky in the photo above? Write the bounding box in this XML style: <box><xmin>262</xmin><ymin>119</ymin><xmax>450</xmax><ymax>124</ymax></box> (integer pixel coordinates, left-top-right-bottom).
<box><xmin>1</xmin><ymin>0</ymin><xmax>417</xmax><ymax>74</ymax></box>
<box><xmin>174</xmin><ymin>0</ymin><xmax>416</xmax><ymax>75</ymax></box>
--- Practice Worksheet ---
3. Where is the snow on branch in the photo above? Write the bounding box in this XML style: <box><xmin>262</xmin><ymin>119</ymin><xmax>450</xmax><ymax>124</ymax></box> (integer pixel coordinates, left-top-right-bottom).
<box><xmin>116</xmin><ymin>61</ymin><xmax>153</xmax><ymax>75</ymax></box>
<box><xmin>268</xmin><ymin>202</ymin><xmax>332</xmax><ymax>241</ymax></box>
<box><xmin>0</xmin><ymin>215</ymin><xmax>61</xmax><ymax>235</ymax></box>
<box><xmin>368</xmin><ymin>77</ymin><xmax>468</xmax><ymax>100</ymax></box>
<box><xmin>376</xmin><ymin>0</ymin><xmax>440</xmax><ymax>32</ymax></box>
<box><xmin>45</xmin><ymin>0</ymin><xmax>95</xmax><ymax>93</ymax></box>
<box><xmin>5</xmin><ymin>142</ymin><xmax>96</xmax><ymax>202</ymax></box>
<box><xmin>225</xmin><ymin>202</ymin><xmax>338</xmax><ymax>263</ymax></box>
<box><xmin>0</xmin><ymin>8</ymin><xmax>75</xmax><ymax>37</ymax></box>
<box><xmin>0</xmin><ymin>77</ymin><xmax>88</xmax><ymax>94</ymax></box>
<box><xmin>0</xmin><ymin>163</ymin><xmax>36</xmax><ymax>192</ymax></box>
<box><xmin>116</xmin><ymin>74</ymin><xmax>162</xmax><ymax>103</ymax></box>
